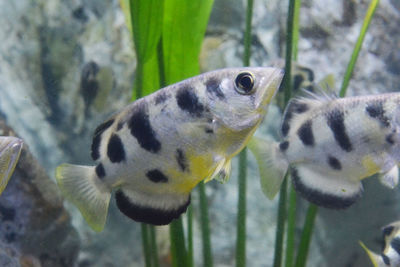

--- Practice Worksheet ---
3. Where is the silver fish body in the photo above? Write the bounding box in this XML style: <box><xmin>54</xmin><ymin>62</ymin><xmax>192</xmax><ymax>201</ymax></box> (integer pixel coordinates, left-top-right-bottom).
<box><xmin>56</xmin><ymin>67</ymin><xmax>284</xmax><ymax>231</ymax></box>
<box><xmin>250</xmin><ymin>92</ymin><xmax>400</xmax><ymax>207</ymax></box>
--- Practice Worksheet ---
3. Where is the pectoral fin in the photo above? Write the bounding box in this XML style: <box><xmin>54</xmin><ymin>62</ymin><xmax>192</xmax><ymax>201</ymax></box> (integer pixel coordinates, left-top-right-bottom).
<box><xmin>359</xmin><ymin>241</ymin><xmax>381</xmax><ymax>267</ymax></box>
<box><xmin>247</xmin><ymin>136</ymin><xmax>288</xmax><ymax>200</ymax></box>
<box><xmin>379</xmin><ymin>165</ymin><xmax>399</xmax><ymax>189</ymax></box>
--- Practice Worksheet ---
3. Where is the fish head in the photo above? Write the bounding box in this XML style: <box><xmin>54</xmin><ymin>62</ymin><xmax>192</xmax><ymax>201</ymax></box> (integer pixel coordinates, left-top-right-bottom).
<box><xmin>206</xmin><ymin>67</ymin><xmax>284</xmax><ymax>132</ymax></box>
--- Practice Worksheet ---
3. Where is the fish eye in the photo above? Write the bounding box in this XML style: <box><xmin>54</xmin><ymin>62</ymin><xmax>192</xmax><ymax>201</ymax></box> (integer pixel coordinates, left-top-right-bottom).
<box><xmin>235</xmin><ymin>72</ymin><xmax>255</xmax><ymax>95</ymax></box>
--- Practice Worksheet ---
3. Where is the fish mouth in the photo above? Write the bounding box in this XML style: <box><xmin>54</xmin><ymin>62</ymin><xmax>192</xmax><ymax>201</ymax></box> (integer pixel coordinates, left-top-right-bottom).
<box><xmin>254</xmin><ymin>67</ymin><xmax>284</xmax><ymax>110</ymax></box>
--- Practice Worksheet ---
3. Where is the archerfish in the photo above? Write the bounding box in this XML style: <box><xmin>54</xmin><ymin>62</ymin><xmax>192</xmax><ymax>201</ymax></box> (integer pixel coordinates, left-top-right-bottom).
<box><xmin>0</xmin><ymin>136</ymin><xmax>23</xmax><ymax>195</ymax></box>
<box><xmin>56</xmin><ymin>67</ymin><xmax>284</xmax><ymax>232</ymax></box>
<box><xmin>249</xmin><ymin>92</ymin><xmax>400</xmax><ymax>208</ymax></box>
<box><xmin>361</xmin><ymin>220</ymin><xmax>400</xmax><ymax>267</ymax></box>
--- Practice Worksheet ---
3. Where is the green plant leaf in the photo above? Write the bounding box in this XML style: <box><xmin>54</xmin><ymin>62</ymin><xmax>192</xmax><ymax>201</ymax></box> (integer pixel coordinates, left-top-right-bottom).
<box><xmin>162</xmin><ymin>0</ymin><xmax>214</xmax><ymax>84</ymax></box>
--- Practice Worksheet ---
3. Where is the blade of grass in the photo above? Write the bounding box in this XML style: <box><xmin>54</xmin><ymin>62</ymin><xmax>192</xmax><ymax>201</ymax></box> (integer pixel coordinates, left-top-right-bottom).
<box><xmin>294</xmin><ymin>204</ymin><xmax>318</xmax><ymax>267</ymax></box>
<box><xmin>339</xmin><ymin>0</ymin><xmax>380</xmax><ymax>97</ymax></box>
<box><xmin>284</xmin><ymin>1</ymin><xmax>301</xmax><ymax>267</ymax></box>
<box><xmin>274</xmin><ymin>0</ymin><xmax>296</xmax><ymax>265</ymax></box>
<box><xmin>236</xmin><ymin>149</ymin><xmax>248</xmax><ymax>267</ymax></box>
<box><xmin>187</xmin><ymin>205</ymin><xmax>194</xmax><ymax>267</ymax></box>
<box><xmin>198</xmin><ymin>182</ymin><xmax>213</xmax><ymax>267</ymax></box>
<box><xmin>149</xmin><ymin>226</ymin><xmax>159</xmax><ymax>267</ymax></box>
<box><xmin>273</xmin><ymin>173</ymin><xmax>288</xmax><ymax>267</ymax></box>
<box><xmin>141</xmin><ymin>224</ymin><xmax>152</xmax><ymax>267</ymax></box>
<box><xmin>162</xmin><ymin>0</ymin><xmax>214</xmax><ymax>84</ymax></box>
<box><xmin>170</xmin><ymin>218</ymin><xmax>188</xmax><ymax>267</ymax></box>
<box><xmin>236</xmin><ymin>0</ymin><xmax>253</xmax><ymax>266</ymax></box>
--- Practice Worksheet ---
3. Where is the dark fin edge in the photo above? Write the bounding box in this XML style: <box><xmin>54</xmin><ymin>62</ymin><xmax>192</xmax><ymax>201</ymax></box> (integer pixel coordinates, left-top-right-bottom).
<box><xmin>115</xmin><ymin>190</ymin><xmax>190</xmax><ymax>225</ymax></box>
<box><xmin>291</xmin><ymin>167</ymin><xmax>362</xmax><ymax>209</ymax></box>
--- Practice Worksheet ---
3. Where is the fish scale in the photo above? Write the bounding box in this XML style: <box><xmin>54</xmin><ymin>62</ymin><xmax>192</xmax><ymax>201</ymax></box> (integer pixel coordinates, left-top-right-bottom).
<box><xmin>55</xmin><ymin>67</ymin><xmax>284</xmax><ymax>232</ymax></box>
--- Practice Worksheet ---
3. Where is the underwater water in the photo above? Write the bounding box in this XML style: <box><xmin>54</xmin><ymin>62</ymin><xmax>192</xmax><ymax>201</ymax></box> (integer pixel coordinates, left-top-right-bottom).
<box><xmin>0</xmin><ymin>0</ymin><xmax>400</xmax><ymax>266</ymax></box>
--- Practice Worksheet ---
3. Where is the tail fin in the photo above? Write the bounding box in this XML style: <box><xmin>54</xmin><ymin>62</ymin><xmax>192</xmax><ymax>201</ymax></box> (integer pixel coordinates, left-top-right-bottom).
<box><xmin>56</xmin><ymin>163</ymin><xmax>111</xmax><ymax>232</ymax></box>
<box><xmin>247</xmin><ymin>136</ymin><xmax>288</xmax><ymax>199</ymax></box>
<box><xmin>0</xmin><ymin>137</ymin><xmax>23</xmax><ymax>195</ymax></box>
<box><xmin>291</xmin><ymin>165</ymin><xmax>362</xmax><ymax>209</ymax></box>
<box><xmin>359</xmin><ymin>241</ymin><xmax>382</xmax><ymax>267</ymax></box>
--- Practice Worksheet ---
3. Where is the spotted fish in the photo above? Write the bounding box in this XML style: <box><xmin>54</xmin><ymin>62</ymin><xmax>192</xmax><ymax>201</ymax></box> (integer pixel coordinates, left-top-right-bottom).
<box><xmin>249</xmin><ymin>92</ymin><xmax>400</xmax><ymax>207</ymax></box>
<box><xmin>0</xmin><ymin>136</ymin><xmax>23</xmax><ymax>195</ymax></box>
<box><xmin>361</xmin><ymin>221</ymin><xmax>400</xmax><ymax>267</ymax></box>
<box><xmin>55</xmin><ymin>67</ymin><xmax>284</xmax><ymax>232</ymax></box>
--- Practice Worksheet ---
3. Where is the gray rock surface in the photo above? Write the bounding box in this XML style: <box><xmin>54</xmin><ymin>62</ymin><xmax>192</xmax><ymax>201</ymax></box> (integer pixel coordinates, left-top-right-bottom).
<box><xmin>1</xmin><ymin>0</ymin><xmax>400</xmax><ymax>266</ymax></box>
<box><xmin>0</xmin><ymin>120</ymin><xmax>80</xmax><ymax>267</ymax></box>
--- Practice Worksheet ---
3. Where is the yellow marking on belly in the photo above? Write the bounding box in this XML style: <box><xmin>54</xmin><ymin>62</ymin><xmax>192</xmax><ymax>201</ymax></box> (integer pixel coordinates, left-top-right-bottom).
<box><xmin>361</xmin><ymin>155</ymin><xmax>381</xmax><ymax>179</ymax></box>
<box><xmin>167</xmin><ymin>152</ymin><xmax>217</xmax><ymax>194</ymax></box>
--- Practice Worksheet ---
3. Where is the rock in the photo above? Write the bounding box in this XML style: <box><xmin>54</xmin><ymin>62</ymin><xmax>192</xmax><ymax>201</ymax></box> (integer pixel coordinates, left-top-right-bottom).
<box><xmin>0</xmin><ymin>119</ymin><xmax>80</xmax><ymax>267</ymax></box>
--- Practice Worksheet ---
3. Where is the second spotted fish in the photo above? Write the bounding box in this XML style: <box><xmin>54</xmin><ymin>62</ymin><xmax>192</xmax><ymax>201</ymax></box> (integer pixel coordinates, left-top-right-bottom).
<box><xmin>56</xmin><ymin>67</ymin><xmax>284</xmax><ymax>231</ymax></box>
<box><xmin>249</xmin><ymin>92</ymin><xmax>400</xmax><ymax>208</ymax></box>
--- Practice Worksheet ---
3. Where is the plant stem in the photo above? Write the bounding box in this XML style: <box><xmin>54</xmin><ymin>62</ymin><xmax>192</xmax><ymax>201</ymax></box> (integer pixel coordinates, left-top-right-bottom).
<box><xmin>273</xmin><ymin>173</ymin><xmax>288</xmax><ymax>267</ymax></box>
<box><xmin>339</xmin><ymin>0</ymin><xmax>380</xmax><ymax>97</ymax></box>
<box><xmin>187</xmin><ymin>205</ymin><xmax>194</xmax><ymax>267</ymax></box>
<box><xmin>294</xmin><ymin>205</ymin><xmax>318</xmax><ymax>267</ymax></box>
<box><xmin>236</xmin><ymin>150</ymin><xmax>248</xmax><ymax>267</ymax></box>
<box><xmin>199</xmin><ymin>182</ymin><xmax>213</xmax><ymax>267</ymax></box>
<box><xmin>149</xmin><ymin>226</ymin><xmax>159</xmax><ymax>267</ymax></box>
<box><xmin>285</xmin><ymin>1</ymin><xmax>301</xmax><ymax>267</ymax></box>
<box><xmin>285</xmin><ymin>186</ymin><xmax>297</xmax><ymax>267</ymax></box>
<box><xmin>170</xmin><ymin>218</ymin><xmax>188</xmax><ymax>267</ymax></box>
<box><xmin>243</xmin><ymin>0</ymin><xmax>254</xmax><ymax>67</ymax></box>
<box><xmin>141</xmin><ymin>224</ymin><xmax>152</xmax><ymax>267</ymax></box>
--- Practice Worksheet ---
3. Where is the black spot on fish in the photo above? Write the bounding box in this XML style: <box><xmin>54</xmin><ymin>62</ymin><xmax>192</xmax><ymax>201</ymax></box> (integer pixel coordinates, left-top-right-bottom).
<box><xmin>128</xmin><ymin>102</ymin><xmax>161</xmax><ymax>153</ymax></box>
<box><xmin>281</xmin><ymin>100</ymin><xmax>309</xmax><ymax>137</ymax></box>
<box><xmin>95</xmin><ymin>163</ymin><xmax>106</xmax><ymax>179</ymax></box>
<box><xmin>107</xmin><ymin>134</ymin><xmax>125</xmax><ymax>163</ymax></box>
<box><xmin>293</xmin><ymin>102</ymin><xmax>309</xmax><ymax>113</ymax></box>
<box><xmin>327</xmin><ymin>156</ymin><xmax>342</xmax><ymax>170</ymax></box>
<box><xmin>293</xmin><ymin>74</ymin><xmax>304</xmax><ymax>91</ymax></box>
<box><xmin>176</xmin><ymin>149</ymin><xmax>188</xmax><ymax>172</ymax></box>
<box><xmin>383</xmin><ymin>225</ymin><xmax>395</xmax><ymax>237</ymax></box>
<box><xmin>326</xmin><ymin>109</ymin><xmax>353</xmax><ymax>152</ymax></box>
<box><xmin>176</xmin><ymin>86</ymin><xmax>204</xmax><ymax>117</ymax></box>
<box><xmin>382</xmin><ymin>254</ymin><xmax>390</xmax><ymax>265</ymax></box>
<box><xmin>366</xmin><ymin>101</ymin><xmax>390</xmax><ymax>128</ymax></box>
<box><xmin>297</xmin><ymin>120</ymin><xmax>315</xmax><ymax>146</ymax></box>
<box><xmin>391</xmin><ymin>237</ymin><xmax>400</xmax><ymax>255</ymax></box>
<box><xmin>386</xmin><ymin>133</ymin><xmax>396</xmax><ymax>145</ymax></box>
<box><xmin>154</xmin><ymin>92</ymin><xmax>168</xmax><ymax>105</ymax></box>
<box><xmin>298</xmin><ymin>66</ymin><xmax>315</xmax><ymax>82</ymax></box>
<box><xmin>91</xmin><ymin>118</ymin><xmax>115</xmax><ymax>160</ymax></box>
<box><xmin>117</xmin><ymin>121</ymin><xmax>124</xmax><ymax>131</ymax></box>
<box><xmin>146</xmin><ymin>169</ymin><xmax>169</xmax><ymax>183</ymax></box>
<box><xmin>279</xmin><ymin>141</ymin><xmax>289</xmax><ymax>151</ymax></box>
<box><xmin>206</xmin><ymin>78</ymin><xmax>225</xmax><ymax>100</ymax></box>
<box><xmin>115</xmin><ymin>190</ymin><xmax>191</xmax><ymax>225</ymax></box>
<box><xmin>291</xmin><ymin>167</ymin><xmax>362</xmax><ymax>209</ymax></box>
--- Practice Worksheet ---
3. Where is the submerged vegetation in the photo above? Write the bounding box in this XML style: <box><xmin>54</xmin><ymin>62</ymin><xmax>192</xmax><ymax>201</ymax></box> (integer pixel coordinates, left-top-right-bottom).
<box><xmin>120</xmin><ymin>0</ymin><xmax>381</xmax><ymax>266</ymax></box>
